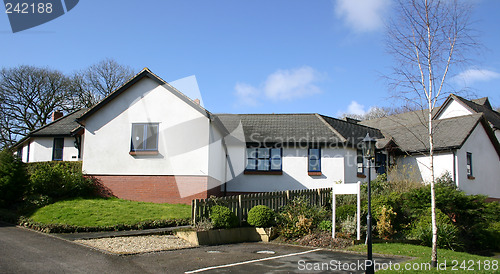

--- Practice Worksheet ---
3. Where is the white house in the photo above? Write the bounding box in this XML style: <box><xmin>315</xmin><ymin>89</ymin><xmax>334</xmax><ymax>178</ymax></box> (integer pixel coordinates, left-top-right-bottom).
<box><xmin>434</xmin><ymin>94</ymin><xmax>500</xmax><ymax>143</ymax></box>
<box><xmin>14</xmin><ymin>68</ymin><xmax>500</xmax><ymax>203</ymax></box>
<box><xmin>361</xmin><ymin>97</ymin><xmax>500</xmax><ymax>200</ymax></box>
<box><xmin>14</xmin><ymin>109</ymin><xmax>85</xmax><ymax>163</ymax></box>
<box><xmin>74</xmin><ymin>68</ymin><xmax>383</xmax><ymax>204</ymax></box>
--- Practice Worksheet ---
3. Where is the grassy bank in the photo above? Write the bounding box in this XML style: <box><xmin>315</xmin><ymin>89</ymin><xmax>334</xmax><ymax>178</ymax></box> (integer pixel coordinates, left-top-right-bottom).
<box><xmin>28</xmin><ymin>198</ymin><xmax>191</xmax><ymax>227</ymax></box>
<box><xmin>348</xmin><ymin>243</ymin><xmax>498</xmax><ymax>273</ymax></box>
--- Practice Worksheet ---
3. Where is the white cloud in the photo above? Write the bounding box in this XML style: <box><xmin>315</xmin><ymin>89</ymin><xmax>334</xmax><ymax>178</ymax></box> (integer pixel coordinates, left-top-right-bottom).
<box><xmin>235</xmin><ymin>82</ymin><xmax>260</xmax><ymax>106</ymax></box>
<box><xmin>234</xmin><ymin>66</ymin><xmax>323</xmax><ymax>106</ymax></box>
<box><xmin>263</xmin><ymin>66</ymin><xmax>322</xmax><ymax>100</ymax></box>
<box><xmin>347</xmin><ymin>101</ymin><xmax>367</xmax><ymax>115</ymax></box>
<box><xmin>334</xmin><ymin>0</ymin><xmax>391</xmax><ymax>33</ymax></box>
<box><xmin>453</xmin><ymin>69</ymin><xmax>500</xmax><ymax>85</ymax></box>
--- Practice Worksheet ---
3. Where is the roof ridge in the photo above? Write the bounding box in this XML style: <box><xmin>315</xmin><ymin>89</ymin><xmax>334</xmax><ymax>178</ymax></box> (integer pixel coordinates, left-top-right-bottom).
<box><xmin>319</xmin><ymin>114</ymin><xmax>383</xmax><ymax>131</ymax></box>
<box><xmin>314</xmin><ymin>113</ymin><xmax>347</xmax><ymax>142</ymax></box>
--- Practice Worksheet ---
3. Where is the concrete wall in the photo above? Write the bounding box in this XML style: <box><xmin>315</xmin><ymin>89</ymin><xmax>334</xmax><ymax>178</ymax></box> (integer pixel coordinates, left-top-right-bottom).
<box><xmin>456</xmin><ymin>125</ymin><xmax>500</xmax><ymax>198</ymax></box>
<box><xmin>436</xmin><ymin>99</ymin><xmax>473</xmax><ymax>120</ymax></box>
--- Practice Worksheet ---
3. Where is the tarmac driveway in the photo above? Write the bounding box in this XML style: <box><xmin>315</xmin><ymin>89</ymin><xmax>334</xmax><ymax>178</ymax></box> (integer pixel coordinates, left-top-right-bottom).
<box><xmin>0</xmin><ymin>222</ymin><xmax>408</xmax><ymax>273</ymax></box>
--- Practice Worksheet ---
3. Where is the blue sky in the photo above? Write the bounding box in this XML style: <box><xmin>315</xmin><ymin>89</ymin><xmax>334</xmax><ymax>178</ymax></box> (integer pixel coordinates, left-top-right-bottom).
<box><xmin>1</xmin><ymin>0</ymin><xmax>500</xmax><ymax>118</ymax></box>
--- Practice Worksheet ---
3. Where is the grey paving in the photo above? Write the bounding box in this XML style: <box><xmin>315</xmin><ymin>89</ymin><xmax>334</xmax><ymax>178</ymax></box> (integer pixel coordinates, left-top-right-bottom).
<box><xmin>0</xmin><ymin>222</ymin><xmax>409</xmax><ymax>273</ymax></box>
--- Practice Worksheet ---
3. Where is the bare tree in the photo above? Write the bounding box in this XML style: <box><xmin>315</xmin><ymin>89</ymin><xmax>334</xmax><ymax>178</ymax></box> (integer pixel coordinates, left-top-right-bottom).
<box><xmin>340</xmin><ymin>105</ymin><xmax>419</xmax><ymax>121</ymax></box>
<box><xmin>386</xmin><ymin>0</ymin><xmax>477</xmax><ymax>267</ymax></box>
<box><xmin>72</xmin><ymin>58</ymin><xmax>135</xmax><ymax>108</ymax></box>
<box><xmin>0</xmin><ymin>65</ymin><xmax>75</xmax><ymax>149</ymax></box>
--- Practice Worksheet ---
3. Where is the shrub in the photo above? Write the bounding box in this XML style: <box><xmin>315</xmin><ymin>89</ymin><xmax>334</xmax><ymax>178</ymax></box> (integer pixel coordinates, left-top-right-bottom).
<box><xmin>340</xmin><ymin>215</ymin><xmax>357</xmax><ymax>237</ymax></box>
<box><xmin>318</xmin><ymin>220</ymin><xmax>332</xmax><ymax>232</ymax></box>
<box><xmin>247</xmin><ymin>205</ymin><xmax>275</xmax><ymax>227</ymax></box>
<box><xmin>335</xmin><ymin>204</ymin><xmax>356</xmax><ymax>223</ymax></box>
<box><xmin>0</xmin><ymin>150</ymin><xmax>28</xmax><ymax>208</ymax></box>
<box><xmin>375</xmin><ymin>205</ymin><xmax>397</xmax><ymax>240</ymax></box>
<box><xmin>209</xmin><ymin>205</ymin><xmax>238</xmax><ymax>229</ymax></box>
<box><xmin>28</xmin><ymin>161</ymin><xmax>96</xmax><ymax>202</ymax></box>
<box><xmin>194</xmin><ymin>218</ymin><xmax>214</xmax><ymax>232</ymax></box>
<box><xmin>277</xmin><ymin>196</ymin><xmax>328</xmax><ymax>239</ymax></box>
<box><xmin>409</xmin><ymin>208</ymin><xmax>462</xmax><ymax>251</ymax></box>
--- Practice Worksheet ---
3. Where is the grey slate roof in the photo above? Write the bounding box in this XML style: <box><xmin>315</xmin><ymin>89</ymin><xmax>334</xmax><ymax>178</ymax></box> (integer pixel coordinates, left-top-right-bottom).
<box><xmin>215</xmin><ymin>113</ymin><xmax>382</xmax><ymax>146</ymax></box>
<box><xmin>361</xmin><ymin>112</ymin><xmax>486</xmax><ymax>153</ymax></box>
<box><xmin>451</xmin><ymin>95</ymin><xmax>500</xmax><ymax>130</ymax></box>
<box><xmin>29</xmin><ymin>109</ymin><xmax>87</xmax><ymax>137</ymax></box>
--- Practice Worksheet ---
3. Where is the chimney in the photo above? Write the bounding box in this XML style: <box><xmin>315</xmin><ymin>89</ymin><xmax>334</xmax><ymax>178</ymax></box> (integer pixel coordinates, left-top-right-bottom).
<box><xmin>52</xmin><ymin>111</ymin><xmax>63</xmax><ymax>122</ymax></box>
<box><xmin>194</xmin><ymin>99</ymin><xmax>200</xmax><ymax>105</ymax></box>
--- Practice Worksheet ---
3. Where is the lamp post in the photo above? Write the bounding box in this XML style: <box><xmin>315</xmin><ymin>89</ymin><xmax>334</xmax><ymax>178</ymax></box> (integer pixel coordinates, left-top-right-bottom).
<box><xmin>362</xmin><ymin>133</ymin><xmax>376</xmax><ymax>274</ymax></box>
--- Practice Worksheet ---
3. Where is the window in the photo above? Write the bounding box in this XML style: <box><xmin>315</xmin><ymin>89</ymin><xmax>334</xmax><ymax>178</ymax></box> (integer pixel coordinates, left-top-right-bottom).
<box><xmin>466</xmin><ymin>152</ymin><xmax>474</xmax><ymax>179</ymax></box>
<box><xmin>308</xmin><ymin>148</ymin><xmax>321</xmax><ymax>172</ymax></box>
<box><xmin>246</xmin><ymin>147</ymin><xmax>282</xmax><ymax>172</ymax></box>
<box><xmin>16</xmin><ymin>147</ymin><xmax>23</xmax><ymax>160</ymax></box>
<box><xmin>357</xmin><ymin>149</ymin><xmax>364</xmax><ymax>174</ymax></box>
<box><xmin>130</xmin><ymin>123</ymin><xmax>159</xmax><ymax>153</ymax></box>
<box><xmin>52</xmin><ymin>138</ymin><xmax>64</xmax><ymax>161</ymax></box>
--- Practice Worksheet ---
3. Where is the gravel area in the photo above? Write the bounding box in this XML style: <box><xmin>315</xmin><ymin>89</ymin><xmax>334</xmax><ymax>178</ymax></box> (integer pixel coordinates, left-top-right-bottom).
<box><xmin>75</xmin><ymin>235</ymin><xmax>195</xmax><ymax>254</ymax></box>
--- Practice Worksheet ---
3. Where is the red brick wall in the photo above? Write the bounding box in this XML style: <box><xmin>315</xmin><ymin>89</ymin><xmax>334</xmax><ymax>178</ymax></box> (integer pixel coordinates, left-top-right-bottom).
<box><xmin>92</xmin><ymin>175</ymin><xmax>223</xmax><ymax>204</ymax></box>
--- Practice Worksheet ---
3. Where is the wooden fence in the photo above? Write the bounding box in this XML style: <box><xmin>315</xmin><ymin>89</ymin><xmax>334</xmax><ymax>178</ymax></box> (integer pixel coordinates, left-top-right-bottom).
<box><xmin>191</xmin><ymin>188</ymin><xmax>332</xmax><ymax>225</ymax></box>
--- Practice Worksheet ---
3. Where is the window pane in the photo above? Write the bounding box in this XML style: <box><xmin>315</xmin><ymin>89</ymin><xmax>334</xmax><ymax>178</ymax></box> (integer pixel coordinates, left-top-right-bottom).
<box><xmin>246</xmin><ymin>159</ymin><xmax>257</xmax><ymax>170</ymax></box>
<box><xmin>145</xmin><ymin>124</ymin><xmax>158</xmax><ymax>150</ymax></box>
<box><xmin>257</xmin><ymin>159</ymin><xmax>269</xmax><ymax>171</ymax></box>
<box><xmin>271</xmin><ymin>148</ymin><xmax>281</xmax><ymax>158</ymax></box>
<box><xmin>53</xmin><ymin>138</ymin><xmax>64</xmax><ymax>161</ymax></box>
<box><xmin>271</xmin><ymin>158</ymin><xmax>281</xmax><ymax>170</ymax></box>
<box><xmin>53</xmin><ymin>149</ymin><xmax>63</xmax><ymax>161</ymax></box>
<box><xmin>131</xmin><ymin>124</ymin><xmax>145</xmax><ymax>150</ymax></box>
<box><xmin>258</xmin><ymin>148</ymin><xmax>270</xmax><ymax>158</ymax></box>
<box><xmin>246</xmin><ymin>148</ymin><xmax>257</xmax><ymax>159</ymax></box>
<box><xmin>271</xmin><ymin>148</ymin><xmax>281</xmax><ymax>170</ymax></box>
<box><xmin>309</xmin><ymin>159</ymin><xmax>320</xmax><ymax>171</ymax></box>
<box><xmin>357</xmin><ymin>163</ymin><xmax>364</xmax><ymax>174</ymax></box>
<box><xmin>308</xmin><ymin>148</ymin><xmax>320</xmax><ymax>171</ymax></box>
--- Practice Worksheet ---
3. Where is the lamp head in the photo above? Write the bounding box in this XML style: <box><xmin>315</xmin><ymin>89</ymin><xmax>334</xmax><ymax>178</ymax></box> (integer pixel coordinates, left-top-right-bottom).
<box><xmin>362</xmin><ymin>133</ymin><xmax>376</xmax><ymax>159</ymax></box>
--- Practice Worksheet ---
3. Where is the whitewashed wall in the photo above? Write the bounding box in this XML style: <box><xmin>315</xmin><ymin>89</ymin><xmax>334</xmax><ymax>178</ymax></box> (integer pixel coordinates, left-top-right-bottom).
<box><xmin>395</xmin><ymin>153</ymin><xmax>455</xmax><ymax>183</ymax></box>
<box><xmin>225</xmin><ymin>146</ymin><xmax>361</xmax><ymax>192</ymax></box>
<box><xmin>20</xmin><ymin>137</ymin><xmax>80</xmax><ymax>162</ymax></box>
<box><xmin>82</xmin><ymin>77</ymin><xmax>211</xmax><ymax>176</ymax></box>
<box><xmin>207</xmin><ymin>123</ymin><xmax>226</xmax><ymax>183</ymax></box>
<box><xmin>436</xmin><ymin>99</ymin><xmax>472</xmax><ymax>120</ymax></box>
<box><xmin>456</xmin><ymin>125</ymin><xmax>500</xmax><ymax>198</ymax></box>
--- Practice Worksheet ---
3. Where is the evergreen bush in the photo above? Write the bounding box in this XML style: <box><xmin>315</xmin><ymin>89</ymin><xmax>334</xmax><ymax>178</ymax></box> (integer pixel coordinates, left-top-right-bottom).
<box><xmin>209</xmin><ymin>205</ymin><xmax>238</xmax><ymax>229</ymax></box>
<box><xmin>247</xmin><ymin>205</ymin><xmax>275</xmax><ymax>227</ymax></box>
<box><xmin>0</xmin><ymin>150</ymin><xmax>28</xmax><ymax>208</ymax></box>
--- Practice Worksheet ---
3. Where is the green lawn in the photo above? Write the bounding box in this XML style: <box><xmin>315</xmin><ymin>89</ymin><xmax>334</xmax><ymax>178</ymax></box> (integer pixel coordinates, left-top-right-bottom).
<box><xmin>28</xmin><ymin>198</ymin><xmax>191</xmax><ymax>227</ymax></box>
<box><xmin>348</xmin><ymin>243</ymin><xmax>499</xmax><ymax>273</ymax></box>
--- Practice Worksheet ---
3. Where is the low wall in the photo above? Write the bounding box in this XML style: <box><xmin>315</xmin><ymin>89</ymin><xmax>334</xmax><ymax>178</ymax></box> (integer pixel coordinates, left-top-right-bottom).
<box><xmin>91</xmin><ymin>175</ymin><xmax>222</xmax><ymax>204</ymax></box>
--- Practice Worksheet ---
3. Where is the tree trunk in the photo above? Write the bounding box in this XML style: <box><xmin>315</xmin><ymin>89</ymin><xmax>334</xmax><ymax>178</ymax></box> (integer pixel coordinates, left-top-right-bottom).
<box><xmin>429</xmin><ymin>104</ymin><xmax>438</xmax><ymax>268</ymax></box>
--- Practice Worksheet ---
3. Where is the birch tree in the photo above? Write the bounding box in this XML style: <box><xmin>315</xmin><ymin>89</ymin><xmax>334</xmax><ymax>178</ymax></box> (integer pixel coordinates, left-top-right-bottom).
<box><xmin>386</xmin><ymin>0</ymin><xmax>476</xmax><ymax>267</ymax></box>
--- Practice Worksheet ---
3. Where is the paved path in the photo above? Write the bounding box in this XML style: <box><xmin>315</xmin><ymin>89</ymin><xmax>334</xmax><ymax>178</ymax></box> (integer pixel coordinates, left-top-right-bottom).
<box><xmin>0</xmin><ymin>222</ymin><xmax>408</xmax><ymax>273</ymax></box>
